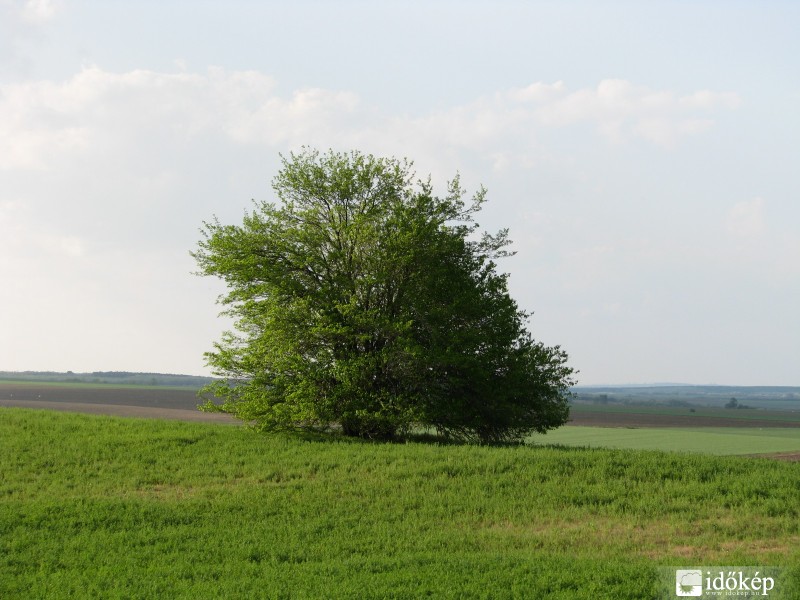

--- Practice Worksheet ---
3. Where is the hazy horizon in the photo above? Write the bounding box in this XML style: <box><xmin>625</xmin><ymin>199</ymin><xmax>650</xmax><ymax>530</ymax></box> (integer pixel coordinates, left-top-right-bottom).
<box><xmin>3</xmin><ymin>369</ymin><xmax>798</xmax><ymax>390</ymax></box>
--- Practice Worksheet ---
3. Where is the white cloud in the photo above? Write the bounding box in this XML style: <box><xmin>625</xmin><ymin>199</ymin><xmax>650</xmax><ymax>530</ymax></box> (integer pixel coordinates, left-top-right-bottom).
<box><xmin>0</xmin><ymin>67</ymin><xmax>366</xmax><ymax>171</ymax></box>
<box><xmin>225</xmin><ymin>87</ymin><xmax>362</xmax><ymax>145</ymax></box>
<box><xmin>0</xmin><ymin>69</ymin><xmax>741</xmax><ymax>177</ymax></box>
<box><xmin>679</xmin><ymin>90</ymin><xmax>741</xmax><ymax>110</ymax></box>
<box><xmin>726</xmin><ymin>197</ymin><xmax>766</xmax><ymax>237</ymax></box>
<box><xmin>364</xmin><ymin>79</ymin><xmax>740</xmax><ymax>161</ymax></box>
<box><xmin>528</xmin><ymin>79</ymin><xmax>738</xmax><ymax>146</ymax></box>
<box><xmin>19</xmin><ymin>0</ymin><xmax>60</xmax><ymax>21</ymax></box>
<box><xmin>506</xmin><ymin>81</ymin><xmax>567</xmax><ymax>104</ymax></box>
<box><xmin>0</xmin><ymin>0</ymin><xmax>61</xmax><ymax>23</ymax></box>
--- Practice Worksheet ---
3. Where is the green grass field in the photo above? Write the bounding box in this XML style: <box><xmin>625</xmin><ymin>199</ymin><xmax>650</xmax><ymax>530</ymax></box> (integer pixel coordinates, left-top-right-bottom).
<box><xmin>530</xmin><ymin>426</ymin><xmax>800</xmax><ymax>455</ymax></box>
<box><xmin>1</xmin><ymin>408</ymin><xmax>799</xmax><ymax>599</ymax></box>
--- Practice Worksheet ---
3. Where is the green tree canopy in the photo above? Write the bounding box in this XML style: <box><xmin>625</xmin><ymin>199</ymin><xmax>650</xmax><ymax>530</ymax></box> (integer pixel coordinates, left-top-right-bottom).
<box><xmin>194</xmin><ymin>148</ymin><xmax>575</xmax><ymax>442</ymax></box>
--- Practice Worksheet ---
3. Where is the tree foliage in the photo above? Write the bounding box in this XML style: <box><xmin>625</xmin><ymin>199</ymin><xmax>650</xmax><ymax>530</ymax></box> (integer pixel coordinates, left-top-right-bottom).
<box><xmin>194</xmin><ymin>149</ymin><xmax>575</xmax><ymax>442</ymax></box>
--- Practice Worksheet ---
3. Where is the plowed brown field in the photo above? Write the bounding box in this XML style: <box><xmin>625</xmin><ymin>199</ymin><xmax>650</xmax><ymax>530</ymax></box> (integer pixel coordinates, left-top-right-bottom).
<box><xmin>0</xmin><ymin>382</ymin><xmax>234</xmax><ymax>423</ymax></box>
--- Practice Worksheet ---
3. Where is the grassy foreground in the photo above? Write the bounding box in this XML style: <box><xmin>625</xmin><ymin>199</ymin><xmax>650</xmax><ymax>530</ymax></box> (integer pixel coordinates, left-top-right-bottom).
<box><xmin>1</xmin><ymin>409</ymin><xmax>799</xmax><ymax>599</ymax></box>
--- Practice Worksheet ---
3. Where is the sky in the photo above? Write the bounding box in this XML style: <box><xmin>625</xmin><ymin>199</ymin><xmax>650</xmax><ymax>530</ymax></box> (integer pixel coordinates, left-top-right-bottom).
<box><xmin>1</xmin><ymin>1</ymin><xmax>798</xmax><ymax>385</ymax></box>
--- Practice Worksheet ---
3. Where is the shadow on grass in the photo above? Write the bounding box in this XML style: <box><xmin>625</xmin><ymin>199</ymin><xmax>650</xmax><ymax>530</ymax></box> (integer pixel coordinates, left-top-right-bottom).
<box><xmin>269</xmin><ymin>426</ymin><xmax>534</xmax><ymax>448</ymax></box>
<box><xmin>403</xmin><ymin>431</ymin><xmax>527</xmax><ymax>448</ymax></box>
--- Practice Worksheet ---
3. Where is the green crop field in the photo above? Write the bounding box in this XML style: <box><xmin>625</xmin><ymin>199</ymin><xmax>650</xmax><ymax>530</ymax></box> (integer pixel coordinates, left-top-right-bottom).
<box><xmin>530</xmin><ymin>426</ymin><xmax>800</xmax><ymax>455</ymax></box>
<box><xmin>1</xmin><ymin>408</ymin><xmax>799</xmax><ymax>599</ymax></box>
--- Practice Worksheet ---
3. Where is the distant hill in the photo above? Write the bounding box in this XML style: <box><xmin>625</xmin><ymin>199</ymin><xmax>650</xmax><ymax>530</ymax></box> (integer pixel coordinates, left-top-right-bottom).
<box><xmin>0</xmin><ymin>371</ymin><xmax>215</xmax><ymax>388</ymax></box>
<box><xmin>572</xmin><ymin>384</ymin><xmax>800</xmax><ymax>410</ymax></box>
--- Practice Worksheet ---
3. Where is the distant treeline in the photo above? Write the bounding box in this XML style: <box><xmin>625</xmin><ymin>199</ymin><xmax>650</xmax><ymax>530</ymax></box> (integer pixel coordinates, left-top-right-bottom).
<box><xmin>0</xmin><ymin>371</ymin><xmax>215</xmax><ymax>388</ymax></box>
<box><xmin>572</xmin><ymin>385</ymin><xmax>800</xmax><ymax>410</ymax></box>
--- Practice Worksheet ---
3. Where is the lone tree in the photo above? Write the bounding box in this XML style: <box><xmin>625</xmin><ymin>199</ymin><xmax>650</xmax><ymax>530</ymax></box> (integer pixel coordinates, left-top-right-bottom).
<box><xmin>194</xmin><ymin>148</ymin><xmax>575</xmax><ymax>443</ymax></box>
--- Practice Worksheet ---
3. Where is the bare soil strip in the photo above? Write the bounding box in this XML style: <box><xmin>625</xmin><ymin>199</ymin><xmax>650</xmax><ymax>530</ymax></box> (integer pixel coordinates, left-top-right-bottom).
<box><xmin>0</xmin><ymin>383</ymin><xmax>234</xmax><ymax>423</ymax></box>
<box><xmin>0</xmin><ymin>383</ymin><xmax>203</xmax><ymax>408</ymax></box>
<box><xmin>749</xmin><ymin>451</ymin><xmax>800</xmax><ymax>462</ymax></box>
<box><xmin>569</xmin><ymin>409</ymin><xmax>800</xmax><ymax>428</ymax></box>
<box><xmin>0</xmin><ymin>398</ymin><xmax>236</xmax><ymax>423</ymax></box>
